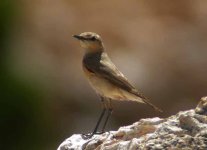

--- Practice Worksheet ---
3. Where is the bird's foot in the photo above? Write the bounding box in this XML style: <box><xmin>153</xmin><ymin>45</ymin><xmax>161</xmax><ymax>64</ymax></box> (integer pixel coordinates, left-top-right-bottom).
<box><xmin>81</xmin><ymin>131</ymin><xmax>104</xmax><ymax>139</ymax></box>
<box><xmin>81</xmin><ymin>133</ymin><xmax>93</xmax><ymax>139</ymax></box>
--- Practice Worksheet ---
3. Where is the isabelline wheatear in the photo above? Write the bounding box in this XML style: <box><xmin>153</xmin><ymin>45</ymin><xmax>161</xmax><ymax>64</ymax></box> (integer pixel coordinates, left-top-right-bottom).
<box><xmin>73</xmin><ymin>32</ymin><xmax>162</xmax><ymax>138</ymax></box>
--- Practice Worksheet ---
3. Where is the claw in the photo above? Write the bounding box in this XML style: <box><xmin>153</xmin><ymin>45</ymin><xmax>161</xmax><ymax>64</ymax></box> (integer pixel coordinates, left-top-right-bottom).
<box><xmin>81</xmin><ymin>131</ymin><xmax>104</xmax><ymax>139</ymax></box>
<box><xmin>82</xmin><ymin>133</ymin><xmax>93</xmax><ymax>139</ymax></box>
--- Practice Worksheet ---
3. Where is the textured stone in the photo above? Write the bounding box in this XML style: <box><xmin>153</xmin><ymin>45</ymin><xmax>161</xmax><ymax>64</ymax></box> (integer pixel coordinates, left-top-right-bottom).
<box><xmin>58</xmin><ymin>96</ymin><xmax>207</xmax><ymax>150</ymax></box>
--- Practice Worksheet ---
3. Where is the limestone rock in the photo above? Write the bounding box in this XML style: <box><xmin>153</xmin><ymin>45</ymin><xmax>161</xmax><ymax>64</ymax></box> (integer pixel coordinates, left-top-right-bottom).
<box><xmin>58</xmin><ymin>96</ymin><xmax>207</xmax><ymax>150</ymax></box>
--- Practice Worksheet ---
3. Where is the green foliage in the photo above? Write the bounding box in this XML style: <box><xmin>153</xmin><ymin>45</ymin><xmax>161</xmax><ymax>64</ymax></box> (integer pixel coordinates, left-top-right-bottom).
<box><xmin>0</xmin><ymin>1</ymin><xmax>56</xmax><ymax>150</ymax></box>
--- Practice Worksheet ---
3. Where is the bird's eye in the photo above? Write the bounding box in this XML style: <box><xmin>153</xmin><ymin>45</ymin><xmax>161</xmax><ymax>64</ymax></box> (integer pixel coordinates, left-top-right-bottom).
<box><xmin>91</xmin><ymin>36</ymin><xmax>96</xmax><ymax>41</ymax></box>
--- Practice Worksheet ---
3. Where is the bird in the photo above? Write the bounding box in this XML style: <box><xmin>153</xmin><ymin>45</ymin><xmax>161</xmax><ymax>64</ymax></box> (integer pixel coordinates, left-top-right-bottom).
<box><xmin>73</xmin><ymin>32</ymin><xmax>162</xmax><ymax>138</ymax></box>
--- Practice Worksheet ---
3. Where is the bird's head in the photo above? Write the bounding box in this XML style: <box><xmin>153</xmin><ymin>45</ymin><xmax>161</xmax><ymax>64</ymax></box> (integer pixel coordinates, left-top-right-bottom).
<box><xmin>73</xmin><ymin>32</ymin><xmax>104</xmax><ymax>53</ymax></box>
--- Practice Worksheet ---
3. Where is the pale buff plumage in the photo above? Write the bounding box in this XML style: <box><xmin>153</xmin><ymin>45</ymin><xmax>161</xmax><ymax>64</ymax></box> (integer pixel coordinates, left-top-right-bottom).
<box><xmin>73</xmin><ymin>32</ymin><xmax>162</xmax><ymax>112</ymax></box>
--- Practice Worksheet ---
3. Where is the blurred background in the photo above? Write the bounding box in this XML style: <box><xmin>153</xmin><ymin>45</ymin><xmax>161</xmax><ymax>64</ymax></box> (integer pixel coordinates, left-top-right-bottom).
<box><xmin>1</xmin><ymin>0</ymin><xmax>207</xmax><ymax>149</ymax></box>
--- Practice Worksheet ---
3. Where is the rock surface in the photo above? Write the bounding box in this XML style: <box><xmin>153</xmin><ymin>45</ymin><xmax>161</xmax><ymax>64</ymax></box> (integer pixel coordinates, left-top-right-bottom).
<box><xmin>58</xmin><ymin>97</ymin><xmax>207</xmax><ymax>150</ymax></box>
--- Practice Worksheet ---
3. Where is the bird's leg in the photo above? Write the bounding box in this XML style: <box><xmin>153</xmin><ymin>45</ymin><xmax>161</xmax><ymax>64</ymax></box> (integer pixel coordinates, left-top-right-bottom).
<box><xmin>101</xmin><ymin>108</ymin><xmax>113</xmax><ymax>133</ymax></box>
<box><xmin>82</xmin><ymin>97</ymin><xmax>106</xmax><ymax>139</ymax></box>
<box><xmin>101</xmin><ymin>99</ymin><xmax>113</xmax><ymax>133</ymax></box>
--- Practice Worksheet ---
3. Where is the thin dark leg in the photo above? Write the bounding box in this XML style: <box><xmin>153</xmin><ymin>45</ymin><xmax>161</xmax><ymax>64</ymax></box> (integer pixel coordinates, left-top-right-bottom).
<box><xmin>82</xmin><ymin>108</ymin><xmax>106</xmax><ymax>139</ymax></box>
<box><xmin>91</xmin><ymin>108</ymin><xmax>106</xmax><ymax>134</ymax></box>
<box><xmin>101</xmin><ymin>108</ymin><xmax>113</xmax><ymax>133</ymax></box>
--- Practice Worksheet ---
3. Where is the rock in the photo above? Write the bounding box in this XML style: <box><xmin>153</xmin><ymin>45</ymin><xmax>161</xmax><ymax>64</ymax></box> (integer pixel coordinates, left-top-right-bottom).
<box><xmin>195</xmin><ymin>96</ymin><xmax>207</xmax><ymax>115</ymax></box>
<box><xmin>57</xmin><ymin>96</ymin><xmax>207</xmax><ymax>150</ymax></box>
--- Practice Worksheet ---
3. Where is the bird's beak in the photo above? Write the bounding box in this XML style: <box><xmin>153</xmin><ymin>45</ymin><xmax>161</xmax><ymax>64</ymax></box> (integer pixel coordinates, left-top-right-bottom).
<box><xmin>72</xmin><ymin>35</ymin><xmax>84</xmax><ymax>40</ymax></box>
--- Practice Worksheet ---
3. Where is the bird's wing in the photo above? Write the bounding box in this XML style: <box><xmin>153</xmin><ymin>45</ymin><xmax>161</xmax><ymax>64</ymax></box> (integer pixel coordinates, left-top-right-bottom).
<box><xmin>93</xmin><ymin>52</ymin><xmax>163</xmax><ymax>112</ymax></box>
<box><xmin>101</xmin><ymin>54</ymin><xmax>163</xmax><ymax>112</ymax></box>
<box><xmin>99</xmin><ymin>53</ymin><xmax>150</xmax><ymax>99</ymax></box>
<box><xmin>99</xmin><ymin>53</ymin><xmax>139</xmax><ymax>94</ymax></box>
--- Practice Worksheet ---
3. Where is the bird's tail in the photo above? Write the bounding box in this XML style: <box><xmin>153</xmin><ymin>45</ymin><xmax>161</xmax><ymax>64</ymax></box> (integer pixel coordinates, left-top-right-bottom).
<box><xmin>141</xmin><ymin>98</ymin><xmax>163</xmax><ymax>113</ymax></box>
<box><xmin>132</xmin><ymin>91</ymin><xmax>163</xmax><ymax>113</ymax></box>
